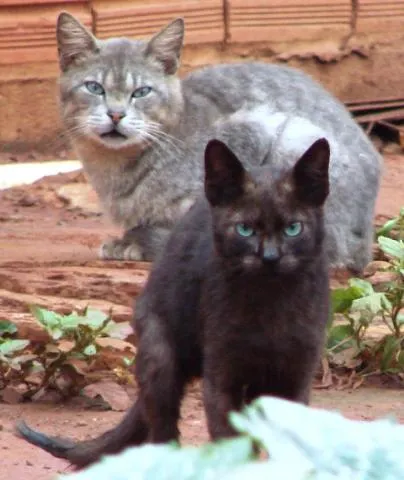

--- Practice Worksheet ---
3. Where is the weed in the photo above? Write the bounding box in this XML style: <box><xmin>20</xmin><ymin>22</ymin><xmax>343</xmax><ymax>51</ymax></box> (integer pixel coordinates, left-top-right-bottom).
<box><xmin>327</xmin><ymin>209</ymin><xmax>404</xmax><ymax>377</ymax></box>
<box><xmin>0</xmin><ymin>307</ymin><xmax>134</xmax><ymax>399</ymax></box>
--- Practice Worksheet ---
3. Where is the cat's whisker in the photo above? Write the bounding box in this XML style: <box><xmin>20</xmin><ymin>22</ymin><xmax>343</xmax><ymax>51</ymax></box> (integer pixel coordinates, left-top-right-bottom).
<box><xmin>145</xmin><ymin>123</ymin><xmax>185</xmax><ymax>147</ymax></box>
<box><xmin>139</xmin><ymin>124</ymin><xmax>174</xmax><ymax>147</ymax></box>
<box><xmin>139</xmin><ymin>130</ymin><xmax>171</xmax><ymax>163</ymax></box>
<box><xmin>143</xmin><ymin>120</ymin><xmax>182</xmax><ymax>138</ymax></box>
<box><xmin>64</xmin><ymin>124</ymin><xmax>89</xmax><ymax>142</ymax></box>
<box><xmin>143</xmin><ymin>126</ymin><xmax>184</xmax><ymax>155</ymax></box>
<box><xmin>142</xmin><ymin>133</ymin><xmax>180</xmax><ymax>162</ymax></box>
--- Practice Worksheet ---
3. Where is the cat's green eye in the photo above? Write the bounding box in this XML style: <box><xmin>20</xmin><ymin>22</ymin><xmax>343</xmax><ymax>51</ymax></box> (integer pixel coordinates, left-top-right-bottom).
<box><xmin>235</xmin><ymin>223</ymin><xmax>255</xmax><ymax>237</ymax></box>
<box><xmin>132</xmin><ymin>86</ymin><xmax>152</xmax><ymax>98</ymax></box>
<box><xmin>284</xmin><ymin>222</ymin><xmax>303</xmax><ymax>237</ymax></box>
<box><xmin>85</xmin><ymin>81</ymin><xmax>105</xmax><ymax>96</ymax></box>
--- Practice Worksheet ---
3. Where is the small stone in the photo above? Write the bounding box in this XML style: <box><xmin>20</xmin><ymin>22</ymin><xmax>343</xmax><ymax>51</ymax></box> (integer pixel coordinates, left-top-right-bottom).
<box><xmin>82</xmin><ymin>381</ymin><xmax>131</xmax><ymax>411</ymax></box>
<box><xmin>1</xmin><ymin>384</ymin><xmax>28</xmax><ymax>404</ymax></box>
<box><xmin>17</xmin><ymin>194</ymin><xmax>37</xmax><ymax>207</ymax></box>
<box><xmin>75</xmin><ymin>420</ymin><xmax>88</xmax><ymax>427</ymax></box>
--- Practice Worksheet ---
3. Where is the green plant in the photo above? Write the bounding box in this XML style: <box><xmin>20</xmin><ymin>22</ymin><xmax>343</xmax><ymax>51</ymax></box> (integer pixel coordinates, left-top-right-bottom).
<box><xmin>0</xmin><ymin>307</ymin><xmax>134</xmax><ymax>398</ymax></box>
<box><xmin>60</xmin><ymin>395</ymin><xmax>404</xmax><ymax>480</ymax></box>
<box><xmin>327</xmin><ymin>212</ymin><xmax>404</xmax><ymax>376</ymax></box>
<box><xmin>375</xmin><ymin>206</ymin><xmax>404</xmax><ymax>240</ymax></box>
<box><xmin>0</xmin><ymin>320</ymin><xmax>31</xmax><ymax>383</ymax></box>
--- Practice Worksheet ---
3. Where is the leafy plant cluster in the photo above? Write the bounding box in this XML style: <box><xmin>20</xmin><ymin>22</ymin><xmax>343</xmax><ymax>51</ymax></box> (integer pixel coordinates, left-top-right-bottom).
<box><xmin>0</xmin><ymin>306</ymin><xmax>134</xmax><ymax>399</ymax></box>
<box><xmin>327</xmin><ymin>207</ymin><xmax>404</xmax><ymax>377</ymax></box>
<box><xmin>61</xmin><ymin>395</ymin><xmax>404</xmax><ymax>480</ymax></box>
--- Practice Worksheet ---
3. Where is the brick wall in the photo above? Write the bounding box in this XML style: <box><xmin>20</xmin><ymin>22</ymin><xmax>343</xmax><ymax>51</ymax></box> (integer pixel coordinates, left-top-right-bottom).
<box><xmin>2</xmin><ymin>0</ymin><xmax>404</xmax><ymax>65</ymax></box>
<box><xmin>1</xmin><ymin>0</ymin><xmax>404</xmax><ymax>151</ymax></box>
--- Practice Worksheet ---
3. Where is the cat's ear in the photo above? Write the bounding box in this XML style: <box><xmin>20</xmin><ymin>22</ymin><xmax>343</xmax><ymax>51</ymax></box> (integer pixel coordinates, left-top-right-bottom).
<box><xmin>56</xmin><ymin>12</ymin><xmax>99</xmax><ymax>72</ymax></box>
<box><xmin>293</xmin><ymin>138</ymin><xmax>330</xmax><ymax>207</ymax></box>
<box><xmin>145</xmin><ymin>18</ymin><xmax>184</xmax><ymax>75</ymax></box>
<box><xmin>204</xmin><ymin>139</ymin><xmax>249</xmax><ymax>206</ymax></box>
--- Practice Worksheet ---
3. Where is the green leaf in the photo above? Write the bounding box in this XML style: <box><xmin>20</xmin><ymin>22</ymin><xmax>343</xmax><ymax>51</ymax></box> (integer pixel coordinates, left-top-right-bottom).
<box><xmin>348</xmin><ymin>278</ymin><xmax>375</xmax><ymax>296</ymax></box>
<box><xmin>351</xmin><ymin>292</ymin><xmax>391</xmax><ymax>315</ymax></box>
<box><xmin>123</xmin><ymin>356</ymin><xmax>135</xmax><ymax>367</ymax></box>
<box><xmin>30</xmin><ymin>305</ymin><xmax>62</xmax><ymax>329</ymax></box>
<box><xmin>50</xmin><ymin>327</ymin><xmax>64</xmax><ymax>340</ymax></box>
<box><xmin>101</xmin><ymin>321</ymin><xmax>133</xmax><ymax>339</ymax></box>
<box><xmin>396</xmin><ymin>313</ymin><xmax>404</xmax><ymax>326</ymax></box>
<box><xmin>146</xmin><ymin>437</ymin><xmax>254</xmax><ymax>479</ymax></box>
<box><xmin>0</xmin><ymin>339</ymin><xmax>30</xmax><ymax>356</ymax></box>
<box><xmin>83</xmin><ymin>344</ymin><xmax>97</xmax><ymax>356</ymax></box>
<box><xmin>376</xmin><ymin>217</ymin><xmax>399</xmax><ymax>237</ymax></box>
<box><xmin>381</xmin><ymin>336</ymin><xmax>401</xmax><ymax>372</ymax></box>
<box><xmin>397</xmin><ymin>350</ymin><xmax>404</xmax><ymax>367</ymax></box>
<box><xmin>84</xmin><ymin>309</ymin><xmax>110</xmax><ymax>330</ymax></box>
<box><xmin>0</xmin><ymin>320</ymin><xmax>18</xmax><ymax>336</ymax></box>
<box><xmin>331</xmin><ymin>286</ymin><xmax>364</xmax><ymax>314</ymax></box>
<box><xmin>326</xmin><ymin>324</ymin><xmax>355</xmax><ymax>351</ymax></box>
<box><xmin>378</xmin><ymin>236</ymin><xmax>404</xmax><ymax>261</ymax></box>
<box><xmin>60</xmin><ymin>437</ymin><xmax>254</xmax><ymax>480</ymax></box>
<box><xmin>59</xmin><ymin>312</ymin><xmax>83</xmax><ymax>330</ymax></box>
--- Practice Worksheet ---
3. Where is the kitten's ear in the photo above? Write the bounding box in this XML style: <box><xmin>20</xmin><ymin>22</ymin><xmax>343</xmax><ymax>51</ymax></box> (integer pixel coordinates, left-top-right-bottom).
<box><xmin>56</xmin><ymin>12</ymin><xmax>99</xmax><ymax>72</ymax></box>
<box><xmin>145</xmin><ymin>18</ymin><xmax>184</xmax><ymax>75</ymax></box>
<box><xmin>204</xmin><ymin>139</ymin><xmax>248</xmax><ymax>206</ymax></box>
<box><xmin>293</xmin><ymin>138</ymin><xmax>330</xmax><ymax>206</ymax></box>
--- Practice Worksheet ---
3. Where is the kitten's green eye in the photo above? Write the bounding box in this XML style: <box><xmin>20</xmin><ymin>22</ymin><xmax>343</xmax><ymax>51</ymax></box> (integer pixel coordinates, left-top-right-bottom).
<box><xmin>85</xmin><ymin>81</ymin><xmax>105</xmax><ymax>96</ymax></box>
<box><xmin>284</xmin><ymin>222</ymin><xmax>303</xmax><ymax>237</ymax></box>
<box><xmin>235</xmin><ymin>223</ymin><xmax>255</xmax><ymax>237</ymax></box>
<box><xmin>132</xmin><ymin>86</ymin><xmax>152</xmax><ymax>98</ymax></box>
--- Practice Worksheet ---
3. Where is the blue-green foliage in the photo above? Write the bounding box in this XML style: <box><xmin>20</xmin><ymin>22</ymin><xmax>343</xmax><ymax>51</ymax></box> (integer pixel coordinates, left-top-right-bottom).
<box><xmin>60</xmin><ymin>396</ymin><xmax>404</xmax><ymax>480</ymax></box>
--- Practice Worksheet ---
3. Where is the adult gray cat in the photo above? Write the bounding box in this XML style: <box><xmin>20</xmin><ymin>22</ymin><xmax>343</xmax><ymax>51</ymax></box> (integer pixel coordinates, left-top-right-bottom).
<box><xmin>57</xmin><ymin>12</ymin><xmax>382</xmax><ymax>273</ymax></box>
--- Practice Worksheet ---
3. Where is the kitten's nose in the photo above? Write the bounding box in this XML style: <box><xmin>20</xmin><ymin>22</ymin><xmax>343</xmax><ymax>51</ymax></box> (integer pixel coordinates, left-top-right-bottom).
<box><xmin>107</xmin><ymin>110</ymin><xmax>126</xmax><ymax>125</ymax></box>
<box><xmin>261</xmin><ymin>239</ymin><xmax>280</xmax><ymax>263</ymax></box>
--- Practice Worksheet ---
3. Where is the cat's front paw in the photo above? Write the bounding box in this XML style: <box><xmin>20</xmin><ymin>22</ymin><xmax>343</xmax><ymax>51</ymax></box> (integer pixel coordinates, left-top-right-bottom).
<box><xmin>100</xmin><ymin>238</ymin><xmax>144</xmax><ymax>261</ymax></box>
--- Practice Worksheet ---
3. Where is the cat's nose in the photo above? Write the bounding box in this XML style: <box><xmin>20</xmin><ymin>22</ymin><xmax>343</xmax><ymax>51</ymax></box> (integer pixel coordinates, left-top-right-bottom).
<box><xmin>107</xmin><ymin>110</ymin><xmax>126</xmax><ymax>125</ymax></box>
<box><xmin>261</xmin><ymin>239</ymin><xmax>280</xmax><ymax>263</ymax></box>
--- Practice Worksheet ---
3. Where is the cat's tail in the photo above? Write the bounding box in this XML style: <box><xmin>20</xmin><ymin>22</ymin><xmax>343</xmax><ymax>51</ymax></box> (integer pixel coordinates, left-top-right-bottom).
<box><xmin>15</xmin><ymin>399</ymin><xmax>148</xmax><ymax>469</ymax></box>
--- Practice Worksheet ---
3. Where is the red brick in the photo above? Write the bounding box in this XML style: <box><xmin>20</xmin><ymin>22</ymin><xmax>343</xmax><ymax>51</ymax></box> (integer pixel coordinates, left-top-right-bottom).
<box><xmin>92</xmin><ymin>0</ymin><xmax>225</xmax><ymax>45</ymax></box>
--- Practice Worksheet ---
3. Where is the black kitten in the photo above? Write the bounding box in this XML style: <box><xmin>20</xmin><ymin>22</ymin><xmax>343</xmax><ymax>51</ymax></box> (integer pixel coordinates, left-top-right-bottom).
<box><xmin>17</xmin><ymin>137</ymin><xmax>330</xmax><ymax>467</ymax></box>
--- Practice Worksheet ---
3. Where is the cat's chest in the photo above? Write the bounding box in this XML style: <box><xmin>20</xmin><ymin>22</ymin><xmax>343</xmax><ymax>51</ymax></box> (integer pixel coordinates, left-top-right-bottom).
<box><xmin>202</xmin><ymin>272</ymin><xmax>321</xmax><ymax>341</ymax></box>
<box><xmin>205</xmin><ymin>279</ymin><xmax>296</xmax><ymax>327</ymax></box>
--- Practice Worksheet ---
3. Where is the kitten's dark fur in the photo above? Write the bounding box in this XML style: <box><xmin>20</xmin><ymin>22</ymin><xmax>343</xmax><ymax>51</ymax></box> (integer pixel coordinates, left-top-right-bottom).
<box><xmin>17</xmin><ymin>138</ymin><xmax>330</xmax><ymax>468</ymax></box>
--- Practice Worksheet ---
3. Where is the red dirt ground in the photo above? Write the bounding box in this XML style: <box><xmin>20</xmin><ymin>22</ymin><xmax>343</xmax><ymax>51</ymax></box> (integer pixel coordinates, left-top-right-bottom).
<box><xmin>0</xmin><ymin>154</ymin><xmax>403</xmax><ymax>480</ymax></box>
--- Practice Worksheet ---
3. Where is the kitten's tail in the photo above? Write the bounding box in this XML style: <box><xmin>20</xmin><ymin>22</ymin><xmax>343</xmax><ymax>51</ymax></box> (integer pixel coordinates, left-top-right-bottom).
<box><xmin>15</xmin><ymin>399</ymin><xmax>148</xmax><ymax>469</ymax></box>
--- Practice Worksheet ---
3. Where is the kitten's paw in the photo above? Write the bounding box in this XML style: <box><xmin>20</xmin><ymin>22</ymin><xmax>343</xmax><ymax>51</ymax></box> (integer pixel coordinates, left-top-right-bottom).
<box><xmin>99</xmin><ymin>238</ymin><xmax>144</xmax><ymax>261</ymax></box>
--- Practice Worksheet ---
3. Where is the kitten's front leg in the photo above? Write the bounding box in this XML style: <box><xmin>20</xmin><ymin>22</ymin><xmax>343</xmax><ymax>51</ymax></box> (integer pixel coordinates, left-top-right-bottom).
<box><xmin>100</xmin><ymin>225</ymin><xmax>172</xmax><ymax>261</ymax></box>
<box><xmin>203</xmin><ymin>376</ymin><xmax>243</xmax><ymax>440</ymax></box>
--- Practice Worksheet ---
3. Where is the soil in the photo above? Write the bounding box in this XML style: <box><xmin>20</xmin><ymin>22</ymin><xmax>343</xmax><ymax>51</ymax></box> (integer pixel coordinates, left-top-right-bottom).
<box><xmin>0</xmin><ymin>154</ymin><xmax>403</xmax><ymax>480</ymax></box>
